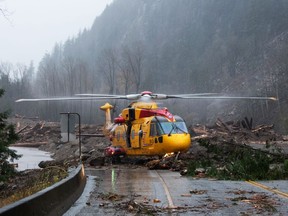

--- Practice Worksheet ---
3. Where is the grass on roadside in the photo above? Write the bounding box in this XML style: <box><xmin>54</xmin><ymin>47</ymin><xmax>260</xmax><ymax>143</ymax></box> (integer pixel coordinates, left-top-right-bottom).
<box><xmin>187</xmin><ymin>139</ymin><xmax>288</xmax><ymax>180</ymax></box>
<box><xmin>0</xmin><ymin>166</ymin><xmax>68</xmax><ymax>208</ymax></box>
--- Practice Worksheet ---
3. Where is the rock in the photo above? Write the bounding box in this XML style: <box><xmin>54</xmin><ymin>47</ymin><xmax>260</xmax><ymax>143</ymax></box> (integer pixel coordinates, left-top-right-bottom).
<box><xmin>81</xmin><ymin>146</ymin><xmax>89</xmax><ymax>154</ymax></box>
<box><xmin>180</xmin><ymin>169</ymin><xmax>188</xmax><ymax>176</ymax></box>
<box><xmin>88</xmin><ymin>157</ymin><xmax>105</xmax><ymax>166</ymax></box>
<box><xmin>81</xmin><ymin>154</ymin><xmax>91</xmax><ymax>161</ymax></box>
<box><xmin>195</xmin><ymin>168</ymin><xmax>205</xmax><ymax>174</ymax></box>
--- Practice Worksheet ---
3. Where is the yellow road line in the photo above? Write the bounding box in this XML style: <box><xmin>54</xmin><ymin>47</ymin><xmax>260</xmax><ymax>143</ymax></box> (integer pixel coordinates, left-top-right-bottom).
<box><xmin>246</xmin><ymin>180</ymin><xmax>288</xmax><ymax>199</ymax></box>
<box><xmin>156</xmin><ymin>171</ymin><xmax>177</xmax><ymax>209</ymax></box>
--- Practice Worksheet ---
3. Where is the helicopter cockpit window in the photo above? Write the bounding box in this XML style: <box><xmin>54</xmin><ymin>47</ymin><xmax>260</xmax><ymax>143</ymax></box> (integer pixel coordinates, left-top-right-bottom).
<box><xmin>151</xmin><ymin>116</ymin><xmax>188</xmax><ymax>135</ymax></box>
<box><xmin>173</xmin><ymin>115</ymin><xmax>188</xmax><ymax>133</ymax></box>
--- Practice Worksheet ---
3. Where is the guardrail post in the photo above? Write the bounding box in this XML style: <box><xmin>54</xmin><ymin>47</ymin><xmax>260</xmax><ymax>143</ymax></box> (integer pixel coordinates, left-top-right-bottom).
<box><xmin>60</xmin><ymin>112</ymin><xmax>81</xmax><ymax>161</ymax></box>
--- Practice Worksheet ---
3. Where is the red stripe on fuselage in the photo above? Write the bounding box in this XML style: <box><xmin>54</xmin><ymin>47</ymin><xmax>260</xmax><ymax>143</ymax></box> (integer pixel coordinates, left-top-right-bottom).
<box><xmin>139</xmin><ymin>108</ymin><xmax>174</xmax><ymax>121</ymax></box>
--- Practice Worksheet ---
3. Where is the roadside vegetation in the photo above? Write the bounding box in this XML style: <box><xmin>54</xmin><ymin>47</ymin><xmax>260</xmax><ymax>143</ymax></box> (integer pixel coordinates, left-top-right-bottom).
<box><xmin>0</xmin><ymin>88</ymin><xmax>68</xmax><ymax>207</ymax></box>
<box><xmin>0</xmin><ymin>167</ymin><xmax>67</xmax><ymax>208</ymax></box>
<box><xmin>187</xmin><ymin>139</ymin><xmax>288</xmax><ymax>180</ymax></box>
<box><xmin>0</xmin><ymin>88</ymin><xmax>21</xmax><ymax>181</ymax></box>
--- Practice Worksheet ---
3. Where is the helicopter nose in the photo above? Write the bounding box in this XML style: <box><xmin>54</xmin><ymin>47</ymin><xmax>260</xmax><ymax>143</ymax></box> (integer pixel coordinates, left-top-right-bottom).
<box><xmin>167</xmin><ymin>133</ymin><xmax>191</xmax><ymax>152</ymax></box>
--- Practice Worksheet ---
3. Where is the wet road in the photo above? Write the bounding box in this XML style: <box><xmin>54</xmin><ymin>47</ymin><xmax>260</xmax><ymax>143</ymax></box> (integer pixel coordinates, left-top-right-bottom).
<box><xmin>65</xmin><ymin>166</ymin><xmax>288</xmax><ymax>215</ymax></box>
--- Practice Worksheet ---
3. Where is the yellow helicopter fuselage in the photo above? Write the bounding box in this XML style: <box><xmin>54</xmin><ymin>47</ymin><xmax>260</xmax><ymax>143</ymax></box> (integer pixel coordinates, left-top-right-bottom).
<box><xmin>101</xmin><ymin>101</ymin><xmax>191</xmax><ymax>156</ymax></box>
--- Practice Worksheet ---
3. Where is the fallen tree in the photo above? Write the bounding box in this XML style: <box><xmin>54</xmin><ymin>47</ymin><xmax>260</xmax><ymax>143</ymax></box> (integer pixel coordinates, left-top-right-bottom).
<box><xmin>148</xmin><ymin>118</ymin><xmax>288</xmax><ymax>180</ymax></box>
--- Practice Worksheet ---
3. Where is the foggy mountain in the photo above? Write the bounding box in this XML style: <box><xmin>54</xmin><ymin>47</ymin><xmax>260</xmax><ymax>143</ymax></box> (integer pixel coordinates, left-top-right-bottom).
<box><xmin>7</xmin><ymin>0</ymin><xmax>288</xmax><ymax>131</ymax></box>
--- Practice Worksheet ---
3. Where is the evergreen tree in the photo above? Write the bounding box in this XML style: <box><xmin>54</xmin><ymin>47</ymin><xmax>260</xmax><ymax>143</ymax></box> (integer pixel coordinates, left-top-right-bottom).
<box><xmin>0</xmin><ymin>88</ymin><xmax>21</xmax><ymax>181</ymax></box>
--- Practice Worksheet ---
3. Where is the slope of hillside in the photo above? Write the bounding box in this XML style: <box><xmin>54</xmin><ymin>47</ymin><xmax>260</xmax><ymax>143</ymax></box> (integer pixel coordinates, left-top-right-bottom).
<box><xmin>25</xmin><ymin>0</ymin><xmax>288</xmax><ymax>132</ymax></box>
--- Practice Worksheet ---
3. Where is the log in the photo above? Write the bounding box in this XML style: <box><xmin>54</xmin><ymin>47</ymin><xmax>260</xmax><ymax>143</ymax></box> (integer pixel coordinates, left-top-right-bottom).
<box><xmin>16</xmin><ymin>125</ymin><xmax>29</xmax><ymax>134</ymax></box>
<box><xmin>252</xmin><ymin>124</ymin><xmax>274</xmax><ymax>133</ymax></box>
<box><xmin>11</xmin><ymin>142</ymin><xmax>49</xmax><ymax>147</ymax></box>
<box><xmin>245</xmin><ymin>117</ymin><xmax>253</xmax><ymax>130</ymax></box>
<box><xmin>216</xmin><ymin>118</ymin><xmax>232</xmax><ymax>133</ymax></box>
<box><xmin>76</xmin><ymin>134</ymin><xmax>105</xmax><ymax>137</ymax></box>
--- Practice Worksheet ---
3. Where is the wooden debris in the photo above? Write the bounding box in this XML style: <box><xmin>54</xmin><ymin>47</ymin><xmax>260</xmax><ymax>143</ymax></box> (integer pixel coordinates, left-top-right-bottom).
<box><xmin>191</xmin><ymin>117</ymin><xmax>282</xmax><ymax>144</ymax></box>
<box><xmin>153</xmin><ymin>199</ymin><xmax>161</xmax><ymax>203</ymax></box>
<box><xmin>181</xmin><ymin>194</ymin><xmax>192</xmax><ymax>197</ymax></box>
<box><xmin>12</xmin><ymin>142</ymin><xmax>48</xmax><ymax>147</ymax></box>
<box><xmin>16</xmin><ymin>125</ymin><xmax>29</xmax><ymax>134</ymax></box>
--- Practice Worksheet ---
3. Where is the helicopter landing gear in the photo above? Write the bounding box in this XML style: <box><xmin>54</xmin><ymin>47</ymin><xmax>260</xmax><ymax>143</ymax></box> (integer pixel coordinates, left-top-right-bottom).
<box><xmin>175</xmin><ymin>151</ymin><xmax>181</xmax><ymax>160</ymax></box>
<box><xmin>112</xmin><ymin>155</ymin><xmax>121</xmax><ymax>164</ymax></box>
<box><xmin>104</xmin><ymin>146</ymin><xmax>126</xmax><ymax>164</ymax></box>
<box><xmin>105</xmin><ymin>154</ymin><xmax>126</xmax><ymax>164</ymax></box>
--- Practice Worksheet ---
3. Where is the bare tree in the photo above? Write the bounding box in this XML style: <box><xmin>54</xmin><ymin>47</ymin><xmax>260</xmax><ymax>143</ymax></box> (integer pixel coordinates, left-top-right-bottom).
<box><xmin>0</xmin><ymin>3</ymin><xmax>12</xmax><ymax>24</ymax></box>
<box><xmin>98</xmin><ymin>48</ymin><xmax>118</xmax><ymax>94</ymax></box>
<box><xmin>62</xmin><ymin>56</ymin><xmax>77</xmax><ymax>95</ymax></box>
<box><xmin>0</xmin><ymin>62</ymin><xmax>12</xmax><ymax>79</ymax></box>
<box><xmin>118</xmin><ymin>48</ymin><xmax>134</xmax><ymax>95</ymax></box>
<box><xmin>122</xmin><ymin>43</ymin><xmax>144</xmax><ymax>93</ymax></box>
<box><xmin>36</xmin><ymin>54</ymin><xmax>61</xmax><ymax>97</ymax></box>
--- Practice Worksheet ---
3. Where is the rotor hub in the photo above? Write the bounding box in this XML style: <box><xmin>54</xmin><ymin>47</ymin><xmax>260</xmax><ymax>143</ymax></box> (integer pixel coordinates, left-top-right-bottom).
<box><xmin>141</xmin><ymin>91</ymin><xmax>153</xmax><ymax>96</ymax></box>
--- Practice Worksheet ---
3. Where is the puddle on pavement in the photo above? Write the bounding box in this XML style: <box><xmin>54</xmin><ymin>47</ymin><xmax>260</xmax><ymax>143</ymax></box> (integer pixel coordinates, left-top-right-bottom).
<box><xmin>86</xmin><ymin>167</ymin><xmax>168</xmax><ymax>206</ymax></box>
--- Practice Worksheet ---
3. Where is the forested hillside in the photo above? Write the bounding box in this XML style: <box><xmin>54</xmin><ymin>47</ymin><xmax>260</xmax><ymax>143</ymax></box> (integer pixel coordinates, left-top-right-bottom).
<box><xmin>2</xmin><ymin>0</ymin><xmax>288</xmax><ymax>132</ymax></box>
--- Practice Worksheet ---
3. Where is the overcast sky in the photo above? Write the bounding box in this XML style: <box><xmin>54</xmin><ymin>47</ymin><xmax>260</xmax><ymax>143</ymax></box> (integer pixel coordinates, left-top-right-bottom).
<box><xmin>0</xmin><ymin>0</ymin><xmax>113</xmax><ymax>67</ymax></box>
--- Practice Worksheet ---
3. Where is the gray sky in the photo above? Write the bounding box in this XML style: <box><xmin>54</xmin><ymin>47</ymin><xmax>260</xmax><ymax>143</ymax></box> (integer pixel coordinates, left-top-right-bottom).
<box><xmin>0</xmin><ymin>0</ymin><xmax>113</xmax><ymax>67</ymax></box>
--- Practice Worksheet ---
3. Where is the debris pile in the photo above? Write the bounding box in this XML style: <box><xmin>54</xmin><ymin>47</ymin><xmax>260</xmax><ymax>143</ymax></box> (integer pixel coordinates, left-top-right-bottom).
<box><xmin>10</xmin><ymin>116</ymin><xmax>288</xmax><ymax>179</ymax></box>
<box><xmin>191</xmin><ymin>117</ymin><xmax>283</xmax><ymax>144</ymax></box>
<box><xmin>227</xmin><ymin>190</ymin><xmax>279</xmax><ymax>214</ymax></box>
<box><xmin>146</xmin><ymin>153</ymin><xmax>187</xmax><ymax>171</ymax></box>
<box><xmin>147</xmin><ymin>118</ymin><xmax>288</xmax><ymax>177</ymax></box>
<box><xmin>11</xmin><ymin>117</ymin><xmax>60</xmax><ymax>147</ymax></box>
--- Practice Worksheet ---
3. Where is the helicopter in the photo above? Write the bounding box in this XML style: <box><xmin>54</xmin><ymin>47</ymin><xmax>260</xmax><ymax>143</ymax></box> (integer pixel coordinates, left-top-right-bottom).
<box><xmin>16</xmin><ymin>91</ymin><xmax>277</xmax><ymax>158</ymax></box>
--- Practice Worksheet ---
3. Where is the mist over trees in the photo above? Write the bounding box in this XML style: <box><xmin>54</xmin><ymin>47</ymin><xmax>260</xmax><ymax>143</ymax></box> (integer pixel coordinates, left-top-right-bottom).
<box><xmin>2</xmin><ymin>0</ymin><xmax>288</xmax><ymax>131</ymax></box>
<box><xmin>0</xmin><ymin>62</ymin><xmax>34</xmax><ymax>115</ymax></box>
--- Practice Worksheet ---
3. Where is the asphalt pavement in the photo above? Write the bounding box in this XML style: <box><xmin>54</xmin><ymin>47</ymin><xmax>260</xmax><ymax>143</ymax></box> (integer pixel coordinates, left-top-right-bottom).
<box><xmin>64</xmin><ymin>166</ymin><xmax>288</xmax><ymax>215</ymax></box>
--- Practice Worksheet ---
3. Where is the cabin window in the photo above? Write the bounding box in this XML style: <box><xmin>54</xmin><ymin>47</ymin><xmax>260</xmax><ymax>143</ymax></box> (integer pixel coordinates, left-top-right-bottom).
<box><xmin>131</xmin><ymin>130</ymin><xmax>135</xmax><ymax>139</ymax></box>
<box><xmin>151</xmin><ymin>116</ymin><xmax>188</xmax><ymax>135</ymax></box>
<box><xmin>150</xmin><ymin>123</ymin><xmax>164</xmax><ymax>136</ymax></box>
<box><xmin>150</xmin><ymin>123</ymin><xmax>156</xmax><ymax>136</ymax></box>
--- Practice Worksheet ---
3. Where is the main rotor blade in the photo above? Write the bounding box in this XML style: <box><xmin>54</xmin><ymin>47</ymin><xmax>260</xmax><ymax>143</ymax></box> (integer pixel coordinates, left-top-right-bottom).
<box><xmin>15</xmin><ymin>96</ymin><xmax>120</xmax><ymax>102</ymax></box>
<box><xmin>170</xmin><ymin>95</ymin><xmax>277</xmax><ymax>101</ymax></box>
<box><xmin>168</xmin><ymin>93</ymin><xmax>220</xmax><ymax>97</ymax></box>
<box><xmin>150</xmin><ymin>93</ymin><xmax>220</xmax><ymax>99</ymax></box>
<box><xmin>75</xmin><ymin>94</ymin><xmax>123</xmax><ymax>97</ymax></box>
<box><xmin>16</xmin><ymin>94</ymin><xmax>143</xmax><ymax>102</ymax></box>
<box><xmin>75</xmin><ymin>93</ymin><xmax>141</xmax><ymax>100</ymax></box>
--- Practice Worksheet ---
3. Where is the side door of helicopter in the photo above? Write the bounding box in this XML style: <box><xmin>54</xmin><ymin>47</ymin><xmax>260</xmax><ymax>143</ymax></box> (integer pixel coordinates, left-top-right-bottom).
<box><xmin>129</xmin><ymin>123</ymin><xmax>141</xmax><ymax>149</ymax></box>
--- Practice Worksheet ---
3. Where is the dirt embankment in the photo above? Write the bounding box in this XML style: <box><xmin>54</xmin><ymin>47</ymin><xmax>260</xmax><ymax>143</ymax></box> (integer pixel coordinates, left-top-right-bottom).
<box><xmin>9</xmin><ymin>116</ymin><xmax>111</xmax><ymax>166</ymax></box>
